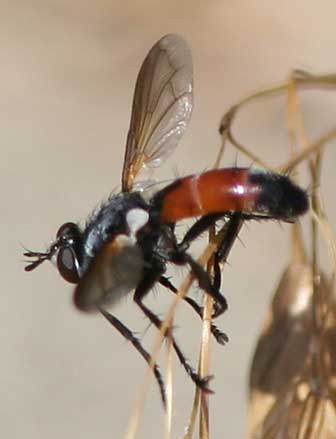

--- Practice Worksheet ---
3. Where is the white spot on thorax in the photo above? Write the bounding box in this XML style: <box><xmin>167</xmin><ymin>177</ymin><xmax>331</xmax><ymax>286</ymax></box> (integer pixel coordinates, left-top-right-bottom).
<box><xmin>126</xmin><ymin>208</ymin><xmax>149</xmax><ymax>240</ymax></box>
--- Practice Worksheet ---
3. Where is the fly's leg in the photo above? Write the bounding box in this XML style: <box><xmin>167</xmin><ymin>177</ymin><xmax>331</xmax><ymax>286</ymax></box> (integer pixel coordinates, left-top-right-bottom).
<box><xmin>179</xmin><ymin>213</ymin><xmax>224</xmax><ymax>248</ymax></box>
<box><xmin>176</xmin><ymin>213</ymin><xmax>243</xmax><ymax>319</ymax></box>
<box><xmin>159</xmin><ymin>276</ymin><xmax>229</xmax><ymax>345</ymax></box>
<box><xmin>133</xmin><ymin>278</ymin><xmax>213</xmax><ymax>393</ymax></box>
<box><xmin>176</xmin><ymin>213</ymin><xmax>228</xmax><ymax>319</ymax></box>
<box><xmin>99</xmin><ymin>308</ymin><xmax>167</xmax><ymax>408</ymax></box>
<box><xmin>211</xmin><ymin>213</ymin><xmax>243</xmax><ymax>303</ymax></box>
<box><xmin>203</xmin><ymin>214</ymin><xmax>243</xmax><ymax>318</ymax></box>
<box><xmin>182</xmin><ymin>253</ymin><xmax>228</xmax><ymax>318</ymax></box>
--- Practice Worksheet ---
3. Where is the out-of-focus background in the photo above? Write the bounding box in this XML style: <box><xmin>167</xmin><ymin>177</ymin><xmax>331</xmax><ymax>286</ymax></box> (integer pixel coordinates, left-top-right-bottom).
<box><xmin>2</xmin><ymin>1</ymin><xmax>336</xmax><ymax>438</ymax></box>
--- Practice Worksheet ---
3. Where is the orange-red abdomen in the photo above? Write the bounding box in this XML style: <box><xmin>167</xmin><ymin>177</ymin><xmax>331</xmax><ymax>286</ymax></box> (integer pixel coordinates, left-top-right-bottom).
<box><xmin>159</xmin><ymin>168</ymin><xmax>261</xmax><ymax>223</ymax></box>
<box><xmin>157</xmin><ymin>167</ymin><xmax>308</xmax><ymax>223</ymax></box>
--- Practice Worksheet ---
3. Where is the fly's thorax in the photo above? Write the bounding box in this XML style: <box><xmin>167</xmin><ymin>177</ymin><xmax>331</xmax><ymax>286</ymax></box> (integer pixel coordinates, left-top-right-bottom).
<box><xmin>81</xmin><ymin>192</ymin><xmax>150</xmax><ymax>273</ymax></box>
<box><xmin>73</xmin><ymin>194</ymin><xmax>154</xmax><ymax>311</ymax></box>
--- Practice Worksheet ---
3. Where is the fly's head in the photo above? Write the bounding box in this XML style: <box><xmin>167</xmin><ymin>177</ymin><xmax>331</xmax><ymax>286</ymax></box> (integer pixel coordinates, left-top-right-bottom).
<box><xmin>24</xmin><ymin>222</ymin><xmax>83</xmax><ymax>284</ymax></box>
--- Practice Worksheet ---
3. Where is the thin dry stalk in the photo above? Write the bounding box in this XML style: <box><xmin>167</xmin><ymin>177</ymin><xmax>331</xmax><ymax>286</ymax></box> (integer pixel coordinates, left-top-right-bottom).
<box><xmin>277</xmin><ymin>128</ymin><xmax>336</xmax><ymax>174</ymax></box>
<box><xmin>219</xmin><ymin>71</ymin><xmax>336</xmax><ymax>174</ymax></box>
<box><xmin>311</xmin><ymin>209</ymin><xmax>336</xmax><ymax>273</ymax></box>
<box><xmin>183</xmin><ymin>382</ymin><xmax>201</xmax><ymax>439</ymax></box>
<box><xmin>165</xmin><ymin>339</ymin><xmax>174</xmax><ymax>439</ymax></box>
<box><xmin>194</xmin><ymin>128</ymin><xmax>232</xmax><ymax>439</ymax></box>
<box><xmin>199</xmin><ymin>303</ymin><xmax>211</xmax><ymax>439</ymax></box>
<box><xmin>183</xmin><ymin>226</ymin><xmax>233</xmax><ymax>439</ymax></box>
<box><xmin>199</xmin><ymin>228</ymin><xmax>217</xmax><ymax>439</ymax></box>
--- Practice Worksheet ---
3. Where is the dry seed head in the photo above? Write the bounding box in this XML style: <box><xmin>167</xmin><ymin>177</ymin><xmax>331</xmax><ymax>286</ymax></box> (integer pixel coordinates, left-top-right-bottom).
<box><xmin>248</xmin><ymin>261</ymin><xmax>336</xmax><ymax>438</ymax></box>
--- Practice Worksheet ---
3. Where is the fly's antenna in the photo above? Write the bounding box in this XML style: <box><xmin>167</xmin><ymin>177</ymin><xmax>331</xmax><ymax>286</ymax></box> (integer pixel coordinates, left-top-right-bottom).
<box><xmin>22</xmin><ymin>247</ymin><xmax>51</xmax><ymax>271</ymax></box>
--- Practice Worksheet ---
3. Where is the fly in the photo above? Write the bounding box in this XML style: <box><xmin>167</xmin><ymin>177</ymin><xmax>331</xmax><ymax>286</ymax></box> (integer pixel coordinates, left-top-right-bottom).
<box><xmin>24</xmin><ymin>34</ymin><xmax>309</xmax><ymax>406</ymax></box>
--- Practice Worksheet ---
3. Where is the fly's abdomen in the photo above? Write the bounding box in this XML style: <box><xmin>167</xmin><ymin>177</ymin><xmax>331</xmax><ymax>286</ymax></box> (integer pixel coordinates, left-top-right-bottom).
<box><xmin>158</xmin><ymin>168</ymin><xmax>308</xmax><ymax>223</ymax></box>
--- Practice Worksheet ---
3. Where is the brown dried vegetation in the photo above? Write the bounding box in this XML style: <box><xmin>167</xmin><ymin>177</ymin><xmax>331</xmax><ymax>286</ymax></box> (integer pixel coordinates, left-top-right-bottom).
<box><xmin>247</xmin><ymin>73</ymin><xmax>336</xmax><ymax>439</ymax></box>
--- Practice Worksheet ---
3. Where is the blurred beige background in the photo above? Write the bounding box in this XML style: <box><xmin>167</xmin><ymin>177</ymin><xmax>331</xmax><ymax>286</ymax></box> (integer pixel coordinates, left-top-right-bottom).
<box><xmin>2</xmin><ymin>1</ymin><xmax>336</xmax><ymax>438</ymax></box>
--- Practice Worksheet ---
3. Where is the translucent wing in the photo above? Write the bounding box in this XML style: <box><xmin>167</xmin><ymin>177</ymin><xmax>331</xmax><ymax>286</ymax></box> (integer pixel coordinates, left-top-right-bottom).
<box><xmin>122</xmin><ymin>34</ymin><xmax>193</xmax><ymax>192</ymax></box>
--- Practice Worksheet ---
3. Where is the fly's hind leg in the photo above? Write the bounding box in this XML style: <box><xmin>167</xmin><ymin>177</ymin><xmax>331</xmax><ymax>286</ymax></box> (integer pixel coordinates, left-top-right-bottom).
<box><xmin>182</xmin><ymin>253</ymin><xmax>228</xmax><ymax>318</ymax></box>
<box><xmin>211</xmin><ymin>213</ymin><xmax>243</xmax><ymax>294</ymax></box>
<box><xmin>176</xmin><ymin>213</ymin><xmax>243</xmax><ymax>319</ymax></box>
<box><xmin>159</xmin><ymin>275</ymin><xmax>229</xmax><ymax>345</ymax></box>
<box><xmin>179</xmin><ymin>213</ymin><xmax>224</xmax><ymax>249</ymax></box>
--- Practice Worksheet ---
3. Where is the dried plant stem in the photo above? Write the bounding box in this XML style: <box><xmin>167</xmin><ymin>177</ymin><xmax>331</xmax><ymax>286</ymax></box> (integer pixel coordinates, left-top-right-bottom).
<box><xmin>228</xmin><ymin>127</ymin><xmax>273</xmax><ymax>170</ymax></box>
<box><xmin>219</xmin><ymin>71</ymin><xmax>336</xmax><ymax>174</ymax></box>
<box><xmin>277</xmin><ymin>127</ymin><xmax>336</xmax><ymax>174</ymax></box>
<box><xmin>183</xmin><ymin>236</ymin><xmax>223</xmax><ymax>439</ymax></box>
<box><xmin>183</xmin><ymin>384</ymin><xmax>201</xmax><ymax>439</ymax></box>
<box><xmin>284</xmin><ymin>78</ymin><xmax>334</xmax><ymax>331</ymax></box>
<box><xmin>223</xmin><ymin>71</ymin><xmax>336</xmax><ymax>121</ymax></box>
<box><xmin>311</xmin><ymin>209</ymin><xmax>336</xmax><ymax>275</ymax></box>
<box><xmin>286</xmin><ymin>78</ymin><xmax>320</xmax><ymax>331</ymax></box>
<box><xmin>199</xmin><ymin>224</ymin><xmax>224</xmax><ymax>439</ymax></box>
<box><xmin>248</xmin><ymin>69</ymin><xmax>336</xmax><ymax>439</ymax></box>
<box><xmin>199</xmin><ymin>297</ymin><xmax>212</xmax><ymax>438</ymax></box>
<box><xmin>165</xmin><ymin>339</ymin><xmax>173</xmax><ymax>439</ymax></box>
<box><xmin>291</xmin><ymin>223</ymin><xmax>307</xmax><ymax>265</ymax></box>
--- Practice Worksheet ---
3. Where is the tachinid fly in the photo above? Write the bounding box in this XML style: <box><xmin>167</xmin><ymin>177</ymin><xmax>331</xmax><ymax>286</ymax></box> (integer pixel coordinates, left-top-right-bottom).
<box><xmin>24</xmin><ymin>34</ymin><xmax>308</xmax><ymax>406</ymax></box>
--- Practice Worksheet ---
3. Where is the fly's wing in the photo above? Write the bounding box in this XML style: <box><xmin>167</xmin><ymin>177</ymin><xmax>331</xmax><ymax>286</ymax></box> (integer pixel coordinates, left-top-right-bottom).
<box><xmin>122</xmin><ymin>34</ymin><xmax>193</xmax><ymax>192</ymax></box>
<box><xmin>73</xmin><ymin>236</ymin><xmax>143</xmax><ymax>312</ymax></box>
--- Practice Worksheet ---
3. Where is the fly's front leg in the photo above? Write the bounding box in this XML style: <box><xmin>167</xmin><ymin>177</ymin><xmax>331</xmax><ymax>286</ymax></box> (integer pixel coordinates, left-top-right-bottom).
<box><xmin>98</xmin><ymin>308</ymin><xmax>166</xmax><ymax>407</ymax></box>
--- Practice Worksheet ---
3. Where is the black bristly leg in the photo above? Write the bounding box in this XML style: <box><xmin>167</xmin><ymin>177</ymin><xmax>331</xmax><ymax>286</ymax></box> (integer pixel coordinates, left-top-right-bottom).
<box><xmin>176</xmin><ymin>214</ymin><xmax>233</xmax><ymax>319</ymax></box>
<box><xmin>207</xmin><ymin>214</ymin><xmax>243</xmax><ymax>317</ymax></box>
<box><xmin>159</xmin><ymin>275</ymin><xmax>207</xmax><ymax>319</ymax></box>
<box><xmin>133</xmin><ymin>278</ymin><xmax>213</xmax><ymax>393</ymax></box>
<box><xmin>179</xmin><ymin>213</ymin><xmax>223</xmax><ymax>248</ymax></box>
<box><xmin>212</xmin><ymin>214</ymin><xmax>243</xmax><ymax>293</ymax></box>
<box><xmin>98</xmin><ymin>308</ymin><xmax>167</xmax><ymax>408</ymax></box>
<box><xmin>216</xmin><ymin>214</ymin><xmax>243</xmax><ymax>263</ymax></box>
<box><xmin>182</xmin><ymin>253</ymin><xmax>228</xmax><ymax>318</ymax></box>
<box><xmin>159</xmin><ymin>276</ymin><xmax>228</xmax><ymax>345</ymax></box>
<box><xmin>177</xmin><ymin>213</ymin><xmax>243</xmax><ymax>319</ymax></box>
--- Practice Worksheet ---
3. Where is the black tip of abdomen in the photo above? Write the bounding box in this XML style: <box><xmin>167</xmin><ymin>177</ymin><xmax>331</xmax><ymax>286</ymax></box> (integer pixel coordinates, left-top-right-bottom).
<box><xmin>249</xmin><ymin>171</ymin><xmax>309</xmax><ymax>221</ymax></box>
